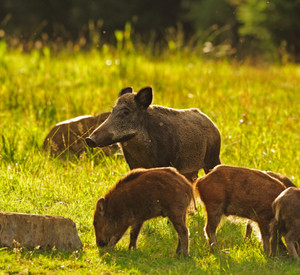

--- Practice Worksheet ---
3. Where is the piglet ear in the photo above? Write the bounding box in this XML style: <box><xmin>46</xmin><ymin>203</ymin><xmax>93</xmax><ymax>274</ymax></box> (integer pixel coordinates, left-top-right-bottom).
<box><xmin>96</xmin><ymin>198</ymin><xmax>106</xmax><ymax>216</ymax></box>
<box><xmin>118</xmin><ymin>87</ymin><xmax>133</xmax><ymax>97</ymax></box>
<box><xmin>135</xmin><ymin>86</ymin><xmax>153</xmax><ymax>108</ymax></box>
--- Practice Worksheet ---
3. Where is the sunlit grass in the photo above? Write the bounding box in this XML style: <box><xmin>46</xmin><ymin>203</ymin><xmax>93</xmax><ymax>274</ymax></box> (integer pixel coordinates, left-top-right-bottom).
<box><xmin>0</xmin><ymin>43</ymin><xmax>299</xmax><ymax>273</ymax></box>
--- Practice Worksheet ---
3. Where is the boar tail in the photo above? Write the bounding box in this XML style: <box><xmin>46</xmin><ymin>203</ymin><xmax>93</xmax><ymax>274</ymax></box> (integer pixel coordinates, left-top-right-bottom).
<box><xmin>191</xmin><ymin>187</ymin><xmax>197</xmax><ymax>211</ymax></box>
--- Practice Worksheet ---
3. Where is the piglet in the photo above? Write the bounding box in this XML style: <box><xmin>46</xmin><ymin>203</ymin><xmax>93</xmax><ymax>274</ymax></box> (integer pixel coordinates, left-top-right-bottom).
<box><xmin>93</xmin><ymin>167</ymin><xmax>196</xmax><ymax>256</ymax></box>
<box><xmin>195</xmin><ymin>164</ymin><xmax>286</xmax><ymax>252</ymax></box>
<box><xmin>270</xmin><ymin>187</ymin><xmax>300</xmax><ymax>259</ymax></box>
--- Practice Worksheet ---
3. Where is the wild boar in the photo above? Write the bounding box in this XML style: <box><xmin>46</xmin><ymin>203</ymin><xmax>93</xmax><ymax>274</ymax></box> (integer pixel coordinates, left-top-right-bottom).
<box><xmin>195</xmin><ymin>164</ymin><xmax>286</xmax><ymax>252</ymax></box>
<box><xmin>86</xmin><ymin>86</ymin><xmax>221</xmax><ymax>181</ymax></box>
<box><xmin>270</xmin><ymin>187</ymin><xmax>300</xmax><ymax>259</ymax></box>
<box><xmin>93</xmin><ymin>167</ymin><xmax>196</xmax><ymax>257</ymax></box>
<box><xmin>44</xmin><ymin>112</ymin><xmax>120</xmax><ymax>157</ymax></box>
<box><xmin>245</xmin><ymin>171</ymin><xmax>296</xmax><ymax>238</ymax></box>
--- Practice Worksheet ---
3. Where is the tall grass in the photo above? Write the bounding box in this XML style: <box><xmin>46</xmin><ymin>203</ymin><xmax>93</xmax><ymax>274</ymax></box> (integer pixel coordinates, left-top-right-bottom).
<box><xmin>0</xmin><ymin>40</ymin><xmax>299</xmax><ymax>273</ymax></box>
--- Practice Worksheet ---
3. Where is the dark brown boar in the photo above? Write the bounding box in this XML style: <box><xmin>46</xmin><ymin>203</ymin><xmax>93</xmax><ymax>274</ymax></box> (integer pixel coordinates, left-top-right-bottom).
<box><xmin>93</xmin><ymin>167</ymin><xmax>196</xmax><ymax>257</ymax></box>
<box><xmin>44</xmin><ymin>113</ymin><xmax>119</xmax><ymax>157</ymax></box>
<box><xmin>86</xmin><ymin>87</ymin><xmax>221</xmax><ymax>181</ymax></box>
<box><xmin>270</xmin><ymin>187</ymin><xmax>300</xmax><ymax>259</ymax></box>
<box><xmin>245</xmin><ymin>171</ymin><xmax>296</xmax><ymax>238</ymax></box>
<box><xmin>195</xmin><ymin>164</ymin><xmax>286</xmax><ymax>252</ymax></box>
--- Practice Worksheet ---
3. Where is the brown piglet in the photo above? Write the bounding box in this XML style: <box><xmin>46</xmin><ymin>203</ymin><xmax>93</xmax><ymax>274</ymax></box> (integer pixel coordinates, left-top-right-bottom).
<box><xmin>245</xmin><ymin>171</ymin><xmax>296</xmax><ymax>239</ymax></box>
<box><xmin>270</xmin><ymin>187</ymin><xmax>300</xmax><ymax>259</ymax></box>
<box><xmin>195</xmin><ymin>164</ymin><xmax>286</xmax><ymax>252</ymax></box>
<box><xmin>93</xmin><ymin>167</ymin><xmax>196</xmax><ymax>257</ymax></box>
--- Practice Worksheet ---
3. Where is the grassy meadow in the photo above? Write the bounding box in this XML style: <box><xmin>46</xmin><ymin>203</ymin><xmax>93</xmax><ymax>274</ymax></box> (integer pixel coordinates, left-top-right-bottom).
<box><xmin>0</xmin><ymin>40</ymin><xmax>300</xmax><ymax>274</ymax></box>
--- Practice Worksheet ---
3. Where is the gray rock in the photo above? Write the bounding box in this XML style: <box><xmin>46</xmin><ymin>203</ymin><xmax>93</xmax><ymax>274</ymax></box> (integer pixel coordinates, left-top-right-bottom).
<box><xmin>0</xmin><ymin>212</ymin><xmax>83</xmax><ymax>251</ymax></box>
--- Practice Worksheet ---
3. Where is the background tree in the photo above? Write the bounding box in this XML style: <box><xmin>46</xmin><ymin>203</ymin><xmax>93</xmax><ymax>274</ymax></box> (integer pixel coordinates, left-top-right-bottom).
<box><xmin>1</xmin><ymin>0</ymin><xmax>300</xmax><ymax>60</ymax></box>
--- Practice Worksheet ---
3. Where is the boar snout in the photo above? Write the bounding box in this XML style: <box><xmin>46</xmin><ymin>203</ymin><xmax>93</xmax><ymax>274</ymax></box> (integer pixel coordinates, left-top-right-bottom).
<box><xmin>86</xmin><ymin>129</ymin><xmax>116</xmax><ymax>147</ymax></box>
<box><xmin>85</xmin><ymin>137</ymin><xmax>97</xmax><ymax>148</ymax></box>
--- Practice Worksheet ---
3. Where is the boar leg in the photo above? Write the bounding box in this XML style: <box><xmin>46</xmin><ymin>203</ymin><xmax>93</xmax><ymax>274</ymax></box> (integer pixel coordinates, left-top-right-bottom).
<box><xmin>107</xmin><ymin>228</ymin><xmax>127</xmax><ymax>249</ymax></box>
<box><xmin>269</xmin><ymin>218</ymin><xmax>279</xmax><ymax>257</ymax></box>
<box><xmin>244</xmin><ymin>220</ymin><xmax>253</xmax><ymax>239</ymax></box>
<box><xmin>174</xmin><ymin>214</ymin><xmax>186</xmax><ymax>254</ymax></box>
<box><xmin>204</xmin><ymin>205</ymin><xmax>223</xmax><ymax>247</ymax></box>
<box><xmin>278</xmin><ymin>237</ymin><xmax>288</xmax><ymax>253</ymax></box>
<box><xmin>129</xmin><ymin>222</ymin><xmax>143</xmax><ymax>250</ymax></box>
<box><xmin>257</xmin><ymin>221</ymin><xmax>271</xmax><ymax>252</ymax></box>
<box><xmin>107</xmin><ymin>236</ymin><xmax>118</xmax><ymax>248</ymax></box>
<box><xmin>169</xmin><ymin>215</ymin><xmax>189</xmax><ymax>257</ymax></box>
<box><xmin>285</xmin><ymin>231</ymin><xmax>299</xmax><ymax>259</ymax></box>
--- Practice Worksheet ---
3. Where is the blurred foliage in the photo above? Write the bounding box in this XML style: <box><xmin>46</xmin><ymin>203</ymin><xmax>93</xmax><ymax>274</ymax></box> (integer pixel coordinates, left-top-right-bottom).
<box><xmin>229</xmin><ymin>0</ymin><xmax>300</xmax><ymax>61</ymax></box>
<box><xmin>0</xmin><ymin>0</ymin><xmax>300</xmax><ymax>61</ymax></box>
<box><xmin>0</xmin><ymin>0</ymin><xmax>185</xmax><ymax>46</ymax></box>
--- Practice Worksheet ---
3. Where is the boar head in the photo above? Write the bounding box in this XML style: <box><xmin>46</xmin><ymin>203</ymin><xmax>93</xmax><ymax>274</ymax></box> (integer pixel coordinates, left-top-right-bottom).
<box><xmin>86</xmin><ymin>86</ymin><xmax>153</xmax><ymax>148</ymax></box>
<box><xmin>93</xmin><ymin>198</ymin><xmax>120</xmax><ymax>248</ymax></box>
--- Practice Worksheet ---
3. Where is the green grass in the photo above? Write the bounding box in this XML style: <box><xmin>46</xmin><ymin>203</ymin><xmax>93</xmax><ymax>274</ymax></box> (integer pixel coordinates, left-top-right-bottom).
<box><xmin>0</xmin><ymin>41</ymin><xmax>299</xmax><ymax>273</ymax></box>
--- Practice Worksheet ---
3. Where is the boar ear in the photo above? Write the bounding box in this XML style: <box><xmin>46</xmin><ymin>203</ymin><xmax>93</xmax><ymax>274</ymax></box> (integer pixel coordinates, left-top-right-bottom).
<box><xmin>96</xmin><ymin>198</ymin><xmax>106</xmax><ymax>216</ymax></box>
<box><xmin>135</xmin><ymin>86</ymin><xmax>153</xmax><ymax>108</ymax></box>
<box><xmin>118</xmin><ymin>87</ymin><xmax>133</xmax><ymax>97</ymax></box>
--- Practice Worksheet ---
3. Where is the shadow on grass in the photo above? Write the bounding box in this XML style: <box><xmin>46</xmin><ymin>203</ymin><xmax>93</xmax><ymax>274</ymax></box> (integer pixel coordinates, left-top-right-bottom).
<box><xmin>95</xmin><ymin>215</ymin><xmax>300</xmax><ymax>273</ymax></box>
<box><xmin>3</xmin><ymin>212</ymin><xmax>299</xmax><ymax>274</ymax></box>
<box><xmin>90</xmin><ymin>217</ymin><xmax>200</xmax><ymax>273</ymax></box>
<box><xmin>94</xmin><ymin>242</ymin><xmax>300</xmax><ymax>274</ymax></box>
<box><xmin>96</xmin><ymin>246</ymin><xmax>197</xmax><ymax>274</ymax></box>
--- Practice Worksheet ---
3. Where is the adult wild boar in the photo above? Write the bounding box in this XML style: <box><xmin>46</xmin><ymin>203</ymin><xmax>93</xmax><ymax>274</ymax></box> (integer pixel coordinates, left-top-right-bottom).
<box><xmin>195</xmin><ymin>165</ymin><xmax>286</xmax><ymax>252</ymax></box>
<box><xmin>86</xmin><ymin>87</ymin><xmax>221</xmax><ymax>180</ymax></box>
<box><xmin>93</xmin><ymin>167</ymin><xmax>196</xmax><ymax>257</ymax></box>
<box><xmin>270</xmin><ymin>187</ymin><xmax>300</xmax><ymax>259</ymax></box>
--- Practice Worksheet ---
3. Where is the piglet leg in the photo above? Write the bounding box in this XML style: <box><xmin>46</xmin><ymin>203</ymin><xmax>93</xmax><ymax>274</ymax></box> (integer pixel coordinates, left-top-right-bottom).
<box><xmin>285</xmin><ymin>232</ymin><xmax>299</xmax><ymax>259</ymax></box>
<box><xmin>258</xmin><ymin>221</ymin><xmax>271</xmax><ymax>252</ymax></box>
<box><xmin>170</xmin><ymin>215</ymin><xmax>189</xmax><ymax>257</ymax></box>
<box><xmin>204</xmin><ymin>205</ymin><xmax>223</xmax><ymax>247</ymax></box>
<box><xmin>107</xmin><ymin>236</ymin><xmax>118</xmax><ymax>248</ymax></box>
<box><xmin>129</xmin><ymin>222</ymin><xmax>143</xmax><ymax>249</ymax></box>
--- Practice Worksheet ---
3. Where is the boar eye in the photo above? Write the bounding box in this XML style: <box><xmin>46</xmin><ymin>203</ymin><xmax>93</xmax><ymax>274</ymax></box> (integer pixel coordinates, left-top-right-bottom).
<box><xmin>123</xmin><ymin>109</ymin><xmax>130</xmax><ymax>116</ymax></box>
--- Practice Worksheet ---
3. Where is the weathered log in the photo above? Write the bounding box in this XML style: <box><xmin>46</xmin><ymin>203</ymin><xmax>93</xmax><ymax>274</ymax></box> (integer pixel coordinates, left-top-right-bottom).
<box><xmin>0</xmin><ymin>212</ymin><xmax>82</xmax><ymax>251</ymax></box>
<box><xmin>44</xmin><ymin>113</ymin><xmax>120</xmax><ymax>157</ymax></box>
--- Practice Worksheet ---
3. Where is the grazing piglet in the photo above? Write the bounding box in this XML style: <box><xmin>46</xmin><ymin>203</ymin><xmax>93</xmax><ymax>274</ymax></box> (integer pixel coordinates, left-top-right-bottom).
<box><xmin>86</xmin><ymin>86</ymin><xmax>221</xmax><ymax>181</ymax></box>
<box><xmin>270</xmin><ymin>187</ymin><xmax>300</xmax><ymax>259</ymax></box>
<box><xmin>245</xmin><ymin>171</ymin><xmax>296</xmax><ymax>238</ymax></box>
<box><xmin>93</xmin><ymin>167</ymin><xmax>196</xmax><ymax>257</ymax></box>
<box><xmin>195</xmin><ymin>164</ymin><xmax>286</xmax><ymax>251</ymax></box>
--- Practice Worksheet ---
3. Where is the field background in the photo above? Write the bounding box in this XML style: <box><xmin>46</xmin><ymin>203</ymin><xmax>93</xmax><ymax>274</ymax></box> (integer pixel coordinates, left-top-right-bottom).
<box><xmin>0</xmin><ymin>42</ymin><xmax>299</xmax><ymax>274</ymax></box>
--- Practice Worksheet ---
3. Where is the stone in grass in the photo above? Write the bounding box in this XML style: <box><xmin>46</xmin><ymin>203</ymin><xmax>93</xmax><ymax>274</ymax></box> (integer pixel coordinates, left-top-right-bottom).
<box><xmin>43</xmin><ymin>112</ymin><xmax>120</xmax><ymax>157</ymax></box>
<box><xmin>0</xmin><ymin>212</ymin><xmax>83</xmax><ymax>251</ymax></box>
